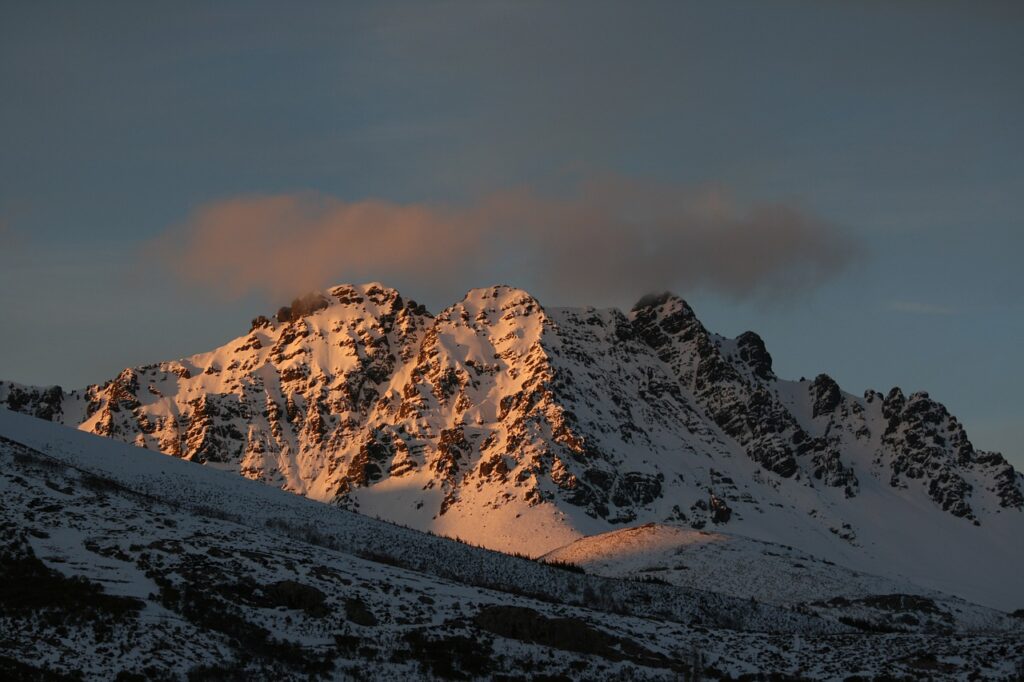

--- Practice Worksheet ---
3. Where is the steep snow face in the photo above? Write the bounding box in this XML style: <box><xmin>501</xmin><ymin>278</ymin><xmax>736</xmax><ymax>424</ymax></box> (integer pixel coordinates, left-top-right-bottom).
<box><xmin>1</xmin><ymin>283</ymin><xmax>1022</xmax><ymax>604</ymax></box>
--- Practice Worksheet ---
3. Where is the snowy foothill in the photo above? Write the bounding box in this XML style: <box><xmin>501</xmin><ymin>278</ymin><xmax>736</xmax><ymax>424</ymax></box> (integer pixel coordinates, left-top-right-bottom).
<box><xmin>2</xmin><ymin>408</ymin><xmax>1023</xmax><ymax>680</ymax></box>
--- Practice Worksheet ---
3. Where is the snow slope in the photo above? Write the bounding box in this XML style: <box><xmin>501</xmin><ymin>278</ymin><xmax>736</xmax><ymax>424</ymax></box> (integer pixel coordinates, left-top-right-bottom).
<box><xmin>542</xmin><ymin>523</ymin><xmax>1024</xmax><ymax>635</ymax></box>
<box><xmin>543</xmin><ymin>523</ymin><xmax>927</xmax><ymax>605</ymax></box>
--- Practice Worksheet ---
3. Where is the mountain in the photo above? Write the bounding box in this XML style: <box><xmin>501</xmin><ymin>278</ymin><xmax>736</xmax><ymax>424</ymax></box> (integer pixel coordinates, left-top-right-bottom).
<box><xmin>2</xmin><ymin>282</ymin><xmax>1022</xmax><ymax>609</ymax></box>
<box><xmin>2</xmin><ymin>408</ymin><xmax>1022</xmax><ymax>680</ymax></box>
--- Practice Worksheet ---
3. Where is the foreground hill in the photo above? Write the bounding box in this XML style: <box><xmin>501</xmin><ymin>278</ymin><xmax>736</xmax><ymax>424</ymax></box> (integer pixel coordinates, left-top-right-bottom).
<box><xmin>2</xmin><ymin>409</ymin><xmax>1022</xmax><ymax>680</ymax></box>
<box><xmin>2</xmin><ymin>282</ymin><xmax>1021</xmax><ymax>609</ymax></box>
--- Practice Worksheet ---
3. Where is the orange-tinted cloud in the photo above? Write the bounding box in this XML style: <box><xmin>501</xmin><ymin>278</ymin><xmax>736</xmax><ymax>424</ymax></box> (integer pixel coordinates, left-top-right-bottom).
<box><xmin>149</xmin><ymin>194</ymin><xmax>479</xmax><ymax>300</ymax></box>
<box><xmin>147</xmin><ymin>178</ymin><xmax>860</xmax><ymax>306</ymax></box>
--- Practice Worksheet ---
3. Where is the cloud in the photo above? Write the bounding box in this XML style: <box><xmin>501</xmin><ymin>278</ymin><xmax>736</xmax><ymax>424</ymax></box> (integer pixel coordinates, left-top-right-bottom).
<box><xmin>886</xmin><ymin>300</ymin><xmax>959</xmax><ymax>316</ymax></box>
<box><xmin>146</xmin><ymin>178</ymin><xmax>860</xmax><ymax>307</ymax></box>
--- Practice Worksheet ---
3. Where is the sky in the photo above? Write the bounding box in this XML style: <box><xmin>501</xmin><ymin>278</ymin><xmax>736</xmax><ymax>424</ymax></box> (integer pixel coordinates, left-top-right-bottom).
<box><xmin>1</xmin><ymin>1</ymin><xmax>1021</xmax><ymax>466</ymax></box>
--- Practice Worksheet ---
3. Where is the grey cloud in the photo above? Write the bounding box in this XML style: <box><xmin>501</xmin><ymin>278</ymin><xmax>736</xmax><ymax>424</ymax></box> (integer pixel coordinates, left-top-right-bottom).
<box><xmin>146</xmin><ymin>178</ymin><xmax>860</xmax><ymax>307</ymax></box>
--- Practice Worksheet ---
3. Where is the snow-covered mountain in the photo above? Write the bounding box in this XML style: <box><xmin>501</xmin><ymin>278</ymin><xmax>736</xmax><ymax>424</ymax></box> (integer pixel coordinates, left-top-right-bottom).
<box><xmin>2</xmin><ymin>408</ymin><xmax>1022</xmax><ymax>680</ymax></box>
<box><xmin>3</xmin><ymin>282</ymin><xmax>1022</xmax><ymax>609</ymax></box>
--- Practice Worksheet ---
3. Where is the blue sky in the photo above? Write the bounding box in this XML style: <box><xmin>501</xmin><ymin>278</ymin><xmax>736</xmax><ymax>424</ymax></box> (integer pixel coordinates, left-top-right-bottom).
<box><xmin>1</xmin><ymin>1</ymin><xmax>1021</xmax><ymax>466</ymax></box>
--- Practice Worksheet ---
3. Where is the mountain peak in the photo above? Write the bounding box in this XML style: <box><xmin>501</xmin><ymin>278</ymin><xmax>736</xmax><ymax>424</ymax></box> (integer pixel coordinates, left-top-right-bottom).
<box><xmin>437</xmin><ymin>285</ymin><xmax>547</xmax><ymax>327</ymax></box>
<box><xmin>631</xmin><ymin>291</ymin><xmax>692</xmax><ymax>315</ymax></box>
<box><xmin>328</xmin><ymin>281</ymin><xmax>404</xmax><ymax>302</ymax></box>
<box><xmin>251</xmin><ymin>282</ymin><xmax>431</xmax><ymax>331</ymax></box>
<box><xmin>460</xmin><ymin>284</ymin><xmax>543</xmax><ymax>307</ymax></box>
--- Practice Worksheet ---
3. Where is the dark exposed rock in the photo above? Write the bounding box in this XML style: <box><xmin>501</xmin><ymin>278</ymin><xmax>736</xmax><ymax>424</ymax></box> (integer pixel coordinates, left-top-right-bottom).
<box><xmin>472</xmin><ymin>605</ymin><xmax>670</xmax><ymax>668</ymax></box>
<box><xmin>346</xmin><ymin>430</ymin><xmax>394</xmax><ymax>487</ymax></box>
<box><xmin>477</xmin><ymin>453</ymin><xmax>509</xmax><ymax>480</ymax></box>
<box><xmin>630</xmin><ymin>293</ymin><xmax>808</xmax><ymax>480</ymax></box>
<box><xmin>2</xmin><ymin>384</ymin><xmax>63</xmax><ymax>422</ymax></box>
<box><xmin>735</xmin><ymin>331</ymin><xmax>774</xmax><ymax>380</ymax></box>
<box><xmin>860</xmin><ymin>594</ymin><xmax>942</xmax><ymax>614</ymax></box>
<box><xmin>611</xmin><ymin>472</ymin><xmax>663</xmax><ymax>508</ymax></box>
<box><xmin>975</xmin><ymin>451</ymin><xmax>1024</xmax><ymax>509</ymax></box>
<box><xmin>708</xmin><ymin>494</ymin><xmax>732</xmax><ymax>524</ymax></box>
<box><xmin>807</xmin><ymin>441</ymin><xmax>858</xmax><ymax>496</ymax></box>
<box><xmin>436</xmin><ymin>428</ymin><xmax>469</xmax><ymax>468</ymax></box>
<box><xmin>343</xmin><ymin>597</ymin><xmax>377</xmax><ymax>626</ymax></box>
<box><xmin>226</xmin><ymin>579</ymin><xmax>328</xmax><ymax>617</ymax></box>
<box><xmin>810</xmin><ymin>374</ymin><xmax>842</xmax><ymax>418</ymax></box>
<box><xmin>881</xmin><ymin>389</ymin><xmax>980</xmax><ymax>519</ymax></box>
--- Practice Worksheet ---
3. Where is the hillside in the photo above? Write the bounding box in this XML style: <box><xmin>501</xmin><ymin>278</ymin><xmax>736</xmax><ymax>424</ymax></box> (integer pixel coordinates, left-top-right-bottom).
<box><xmin>2</xmin><ymin>409</ymin><xmax>1022</xmax><ymax>680</ymax></box>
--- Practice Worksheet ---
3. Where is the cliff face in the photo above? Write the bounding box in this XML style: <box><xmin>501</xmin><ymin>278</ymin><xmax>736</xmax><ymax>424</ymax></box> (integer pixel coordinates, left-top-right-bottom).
<box><xmin>2</xmin><ymin>282</ymin><xmax>1020</xmax><ymax>558</ymax></box>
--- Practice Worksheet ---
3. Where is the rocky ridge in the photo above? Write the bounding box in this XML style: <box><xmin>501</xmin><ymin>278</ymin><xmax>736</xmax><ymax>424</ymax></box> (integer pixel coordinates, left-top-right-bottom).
<box><xmin>2</xmin><ymin>283</ymin><xmax>1021</xmax><ymax>596</ymax></box>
